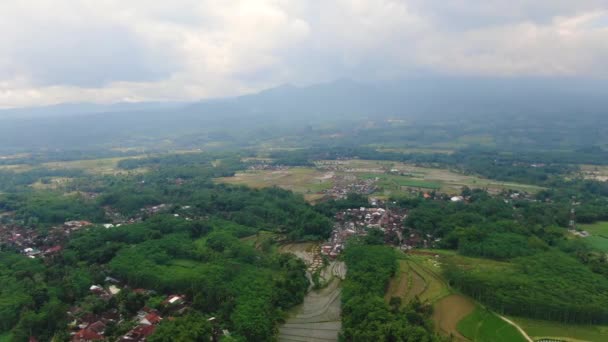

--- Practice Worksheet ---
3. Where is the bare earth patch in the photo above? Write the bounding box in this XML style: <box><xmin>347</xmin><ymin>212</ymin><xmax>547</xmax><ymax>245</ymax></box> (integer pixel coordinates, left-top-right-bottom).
<box><xmin>433</xmin><ymin>294</ymin><xmax>476</xmax><ymax>342</ymax></box>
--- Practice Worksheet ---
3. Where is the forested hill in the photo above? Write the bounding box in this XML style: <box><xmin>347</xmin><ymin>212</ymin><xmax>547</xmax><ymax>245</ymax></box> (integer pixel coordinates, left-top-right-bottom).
<box><xmin>0</xmin><ymin>77</ymin><xmax>607</xmax><ymax>152</ymax></box>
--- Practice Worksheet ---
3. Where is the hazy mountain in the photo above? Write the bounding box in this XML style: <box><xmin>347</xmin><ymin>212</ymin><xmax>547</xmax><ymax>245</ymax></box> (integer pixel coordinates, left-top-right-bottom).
<box><xmin>0</xmin><ymin>77</ymin><xmax>606</xmax><ymax>152</ymax></box>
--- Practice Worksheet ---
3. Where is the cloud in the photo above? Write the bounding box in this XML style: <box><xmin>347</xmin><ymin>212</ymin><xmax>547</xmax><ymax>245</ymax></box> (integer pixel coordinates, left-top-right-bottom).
<box><xmin>0</xmin><ymin>0</ymin><xmax>607</xmax><ymax>108</ymax></box>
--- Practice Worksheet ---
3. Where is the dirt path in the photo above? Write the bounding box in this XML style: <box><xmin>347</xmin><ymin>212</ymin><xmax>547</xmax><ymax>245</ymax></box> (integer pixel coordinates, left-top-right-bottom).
<box><xmin>497</xmin><ymin>315</ymin><xmax>534</xmax><ymax>342</ymax></box>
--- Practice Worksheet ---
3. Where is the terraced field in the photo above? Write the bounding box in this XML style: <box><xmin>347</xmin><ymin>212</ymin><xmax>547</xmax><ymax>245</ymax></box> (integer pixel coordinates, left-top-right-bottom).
<box><xmin>278</xmin><ymin>278</ymin><xmax>343</xmax><ymax>342</ymax></box>
<box><xmin>385</xmin><ymin>255</ymin><xmax>450</xmax><ymax>306</ymax></box>
<box><xmin>278</xmin><ymin>243</ymin><xmax>346</xmax><ymax>342</ymax></box>
<box><xmin>386</xmin><ymin>252</ymin><xmax>480</xmax><ymax>340</ymax></box>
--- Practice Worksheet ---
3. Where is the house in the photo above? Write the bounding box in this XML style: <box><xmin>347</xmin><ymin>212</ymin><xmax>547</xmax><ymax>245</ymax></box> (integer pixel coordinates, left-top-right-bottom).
<box><xmin>163</xmin><ymin>295</ymin><xmax>185</xmax><ymax>306</ymax></box>
<box><xmin>140</xmin><ymin>312</ymin><xmax>162</xmax><ymax>325</ymax></box>
<box><xmin>72</xmin><ymin>328</ymin><xmax>103</xmax><ymax>342</ymax></box>
<box><xmin>44</xmin><ymin>245</ymin><xmax>62</xmax><ymax>255</ymax></box>
<box><xmin>89</xmin><ymin>285</ymin><xmax>104</xmax><ymax>293</ymax></box>
<box><xmin>87</xmin><ymin>321</ymin><xmax>106</xmax><ymax>335</ymax></box>
<box><xmin>120</xmin><ymin>325</ymin><xmax>156</xmax><ymax>342</ymax></box>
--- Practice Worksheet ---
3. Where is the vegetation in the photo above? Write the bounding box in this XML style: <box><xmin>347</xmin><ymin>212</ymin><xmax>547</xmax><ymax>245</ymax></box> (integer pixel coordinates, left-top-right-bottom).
<box><xmin>341</xmin><ymin>244</ymin><xmax>440</xmax><ymax>341</ymax></box>
<box><xmin>457</xmin><ymin>308</ymin><xmax>527</xmax><ymax>342</ymax></box>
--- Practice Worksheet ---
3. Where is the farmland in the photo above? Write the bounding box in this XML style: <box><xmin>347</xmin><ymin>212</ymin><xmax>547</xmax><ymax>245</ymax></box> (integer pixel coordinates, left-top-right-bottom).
<box><xmin>215</xmin><ymin>159</ymin><xmax>543</xmax><ymax>203</ymax></box>
<box><xmin>579</xmin><ymin>221</ymin><xmax>608</xmax><ymax>252</ymax></box>
<box><xmin>433</xmin><ymin>295</ymin><xmax>476</xmax><ymax>342</ymax></box>
<box><xmin>579</xmin><ymin>165</ymin><xmax>608</xmax><ymax>182</ymax></box>
<box><xmin>384</xmin><ymin>250</ymin><xmax>534</xmax><ymax>342</ymax></box>
<box><xmin>511</xmin><ymin>317</ymin><xmax>608</xmax><ymax>342</ymax></box>
<box><xmin>41</xmin><ymin>156</ymin><xmax>147</xmax><ymax>175</ymax></box>
<box><xmin>216</xmin><ymin>167</ymin><xmax>334</xmax><ymax>202</ymax></box>
<box><xmin>458</xmin><ymin>308</ymin><xmax>528</xmax><ymax>342</ymax></box>
<box><xmin>0</xmin><ymin>156</ymin><xmax>148</xmax><ymax>175</ymax></box>
<box><xmin>277</xmin><ymin>243</ymin><xmax>343</xmax><ymax>342</ymax></box>
<box><xmin>385</xmin><ymin>251</ymin><xmax>469</xmax><ymax>339</ymax></box>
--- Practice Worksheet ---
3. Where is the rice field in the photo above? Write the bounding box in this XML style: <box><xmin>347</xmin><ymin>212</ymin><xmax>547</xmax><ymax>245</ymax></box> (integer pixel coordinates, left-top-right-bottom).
<box><xmin>41</xmin><ymin>156</ymin><xmax>147</xmax><ymax>175</ymax></box>
<box><xmin>216</xmin><ymin>168</ymin><xmax>334</xmax><ymax>202</ymax></box>
<box><xmin>215</xmin><ymin>159</ymin><xmax>543</xmax><ymax>204</ymax></box>
<box><xmin>277</xmin><ymin>278</ymin><xmax>342</xmax><ymax>342</ymax></box>
<box><xmin>277</xmin><ymin>243</ymin><xmax>343</xmax><ymax>342</ymax></box>
<box><xmin>336</xmin><ymin>159</ymin><xmax>542</xmax><ymax>195</ymax></box>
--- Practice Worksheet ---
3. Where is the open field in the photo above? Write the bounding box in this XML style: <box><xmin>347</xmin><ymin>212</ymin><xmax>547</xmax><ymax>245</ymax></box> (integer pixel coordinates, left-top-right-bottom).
<box><xmin>216</xmin><ymin>159</ymin><xmax>543</xmax><ymax>203</ymax></box>
<box><xmin>579</xmin><ymin>165</ymin><xmax>608</xmax><ymax>182</ymax></box>
<box><xmin>216</xmin><ymin>168</ymin><xmax>334</xmax><ymax>202</ymax></box>
<box><xmin>42</xmin><ymin>156</ymin><xmax>147</xmax><ymax>175</ymax></box>
<box><xmin>433</xmin><ymin>295</ymin><xmax>476</xmax><ymax>342</ymax></box>
<box><xmin>458</xmin><ymin>308</ymin><xmax>528</xmax><ymax>342</ymax></box>
<box><xmin>373</xmin><ymin>147</ymin><xmax>455</xmax><ymax>155</ymax></box>
<box><xmin>330</xmin><ymin>159</ymin><xmax>543</xmax><ymax>195</ymax></box>
<box><xmin>386</xmin><ymin>251</ymin><xmax>475</xmax><ymax>340</ymax></box>
<box><xmin>511</xmin><ymin>317</ymin><xmax>608</xmax><ymax>342</ymax></box>
<box><xmin>0</xmin><ymin>156</ymin><xmax>148</xmax><ymax>175</ymax></box>
<box><xmin>579</xmin><ymin>221</ymin><xmax>608</xmax><ymax>252</ymax></box>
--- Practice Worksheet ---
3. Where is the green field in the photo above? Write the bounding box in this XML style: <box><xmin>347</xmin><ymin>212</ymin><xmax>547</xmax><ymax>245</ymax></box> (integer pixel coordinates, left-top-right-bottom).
<box><xmin>458</xmin><ymin>308</ymin><xmax>527</xmax><ymax>342</ymax></box>
<box><xmin>0</xmin><ymin>333</ymin><xmax>11</xmax><ymax>342</ymax></box>
<box><xmin>579</xmin><ymin>221</ymin><xmax>608</xmax><ymax>252</ymax></box>
<box><xmin>511</xmin><ymin>317</ymin><xmax>608</xmax><ymax>342</ymax></box>
<box><xmin>360</xmin><ymin>173</ymin><xmax>442</xmax><ymax>190</ymax></box>
<box><xmin>215</xmin><ymin>167</ymin><xmax>334</xmax><ymax>202</ymax></box>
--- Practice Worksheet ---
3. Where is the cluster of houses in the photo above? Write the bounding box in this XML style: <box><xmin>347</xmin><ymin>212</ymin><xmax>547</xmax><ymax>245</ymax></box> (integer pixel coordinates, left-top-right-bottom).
<box><xmin>321</xmin><ymin>175</ymin><xmax>378</xmax><ymax>200</ymax></box>
<box><xmin>0</xmin><ymin>220</ymin><xmax>93</xmax><ymax>260</ymax></box>
<box><xmin>69</xmin><ymin>276</ymin><xmax>189</xmax><ymax>342</ymax></box>
<box><xmin>321</xmin><ymin>204</ymin><xmax>408</xmax><ymax>258</ymax></box>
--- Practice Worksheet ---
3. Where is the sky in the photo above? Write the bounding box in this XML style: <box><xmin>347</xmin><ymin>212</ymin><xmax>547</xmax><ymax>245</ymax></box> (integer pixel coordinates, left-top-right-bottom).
<box><xmin>0</xmin><ymin>0</ymin><xmax>607</xmax><ymax>108</ymax></box>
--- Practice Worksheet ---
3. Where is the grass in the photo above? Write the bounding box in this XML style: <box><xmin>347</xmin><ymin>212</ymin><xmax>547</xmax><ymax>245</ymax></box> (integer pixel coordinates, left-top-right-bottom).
<box><xmin>0</xmin><ymin>333</ymin><xmax>11</xmax><ymax>342</ymax></box>
<box><xmin>240</xmin><ymin>231</ymin><xmax>278</xmax><ymax>252</ymax></box>
<box><xmin>433</xmin><ymin>295</ymin><xmax>476</xmax><ymax>342</ymax></box>
<box><xmin>216</xmin><ymin>159</ymin><xmax>543</xmax><ymax>203</ymax></box>
<box><xmin>215</xmin><ymin>167</ymin><xmax>334</xmax><ymax>202</ymax></box>
<box><xmin>579</xmin><ymin>165</ymin><xmax>608</xmax><ymax>182</ymax></box>
<box><xmin>330</xmin><ymin>159</ymin><xmax>543</xmax><ymax>195</ymax></box>
<box><xmin>458</xmin><ymin>308</ymin><xmax>527</xmax><ymax>342</ymax></box>
<box><xmin>42</xmin><ymin>156</ymin><xmax>147</xmax><ymax>175</ymax></box>
<box><xmin>579</xmin><ymin>221</ymin><xmax>608</xmax><ymax>253</ymax></box>
<box><xmin>386</xmin><ymin>251</ymin><xmax>451</xmax><ymax>306</ymax></box>
<box><xmin>360</xmin><ymin>173</ymin><xmax>442</xmax><ymax>190</ymax></box>
<box><xmin>511</xmin><ymin>317</ymin><xmax>608</xmax><ymax>342</ymax></box>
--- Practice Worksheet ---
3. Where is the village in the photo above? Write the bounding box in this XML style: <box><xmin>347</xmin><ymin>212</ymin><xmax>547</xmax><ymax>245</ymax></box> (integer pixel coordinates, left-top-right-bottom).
<box><xmin>320</xmin><ymin>198</ymin><xmax>436</xmax><ymax>260</ymax></box>
<box><xmin>69</xmin><ymin>277</ymin><xmax>191</xmax><ymax>342</ymax></box>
